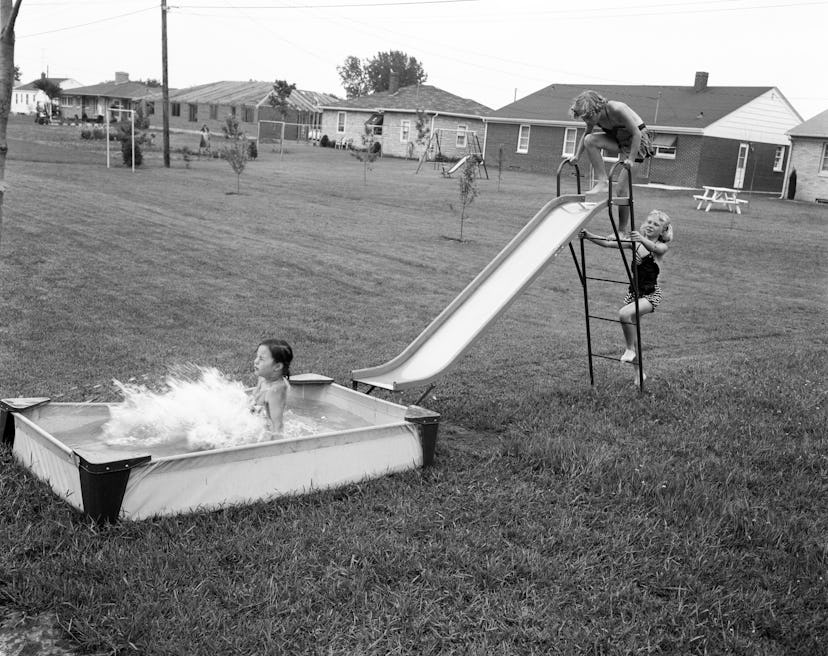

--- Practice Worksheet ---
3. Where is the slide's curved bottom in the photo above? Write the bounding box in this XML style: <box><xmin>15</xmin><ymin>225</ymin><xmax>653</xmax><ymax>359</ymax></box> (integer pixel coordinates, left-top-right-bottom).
<box><xmin>352</xmin><ymin>196</ymin><xmax>607</xmax><ymax>391</ymax></box>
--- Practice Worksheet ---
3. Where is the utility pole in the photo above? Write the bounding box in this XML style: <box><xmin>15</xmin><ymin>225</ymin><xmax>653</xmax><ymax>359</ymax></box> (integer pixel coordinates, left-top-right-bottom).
<box><xmin>161</xmin><ymin>0</ymin><xmax>170</xmax><ymax>167</ymax></box>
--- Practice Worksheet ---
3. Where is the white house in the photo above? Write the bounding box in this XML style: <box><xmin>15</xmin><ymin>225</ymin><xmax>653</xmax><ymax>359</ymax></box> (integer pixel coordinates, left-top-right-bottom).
<box><xmin>12</xmin><ymin>73</ymin><xmax>83</xmax><ymax>115</ymax></box>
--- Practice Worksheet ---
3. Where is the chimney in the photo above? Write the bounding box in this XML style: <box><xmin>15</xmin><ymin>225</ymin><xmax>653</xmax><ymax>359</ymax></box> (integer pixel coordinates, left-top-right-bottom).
<box><xmin>694</xmin><ymin>71</ymin><xmax>709</xmax><ymax>92</ymax></box>
<box><xmin>115</xmin><ymin>71</ymin><xmax>129</xmax><ymax>84</ymax></box>
<box><xmin>389</xmin><ymin>71</ymin><xmax>400</xmax><ymax>94</ymax></box>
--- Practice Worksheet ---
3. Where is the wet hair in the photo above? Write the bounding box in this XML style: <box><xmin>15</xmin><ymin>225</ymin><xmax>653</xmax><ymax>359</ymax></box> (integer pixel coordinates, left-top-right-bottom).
<box><xmin>648</xmin><ymin>209</ymin><xmax>674</xmax><ymax>243</ymax></box>
<box><xmin>570</xmin><ymin>90</ymin><xmax>608</xmax><ymax>120</ymax></box>
<box><xmin>259</xmin><ymin>338</ymin><xmax>293</xmax><ymax>378</ymax></box>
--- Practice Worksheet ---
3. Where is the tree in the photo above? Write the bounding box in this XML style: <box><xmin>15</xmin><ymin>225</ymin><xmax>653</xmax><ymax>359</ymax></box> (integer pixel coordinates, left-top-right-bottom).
<box><xmin>224</xmin><ymin>139</ymin><xmax>248</xmax><ymax>194</ymax></box>
<box><xmin>13</xmin><ymin>63</ymin><xmax>18</xmax><ymax>81</ymax></box>
<box><xmin>337</xmin><ymin>51</ymin><xmax>427</xmax><ymax>97</ymax></box>
<box><xmin>337</xmin><ymin>55</ymin><xmax>368</xmax><ymax>99</ymax></box>
<box><xmin>0</xmin><ymin>0</ymin><xmax>23</xmax><ymax>252</ymax></box>
<box><xmin>267</xmin><ymin>79</ymin><xmax>296</xmax><ymax>120</ymax></box>
<box><xmin>364</xmin><ymin>51</ymin><xmax>426</xmax><ymax>93</ymax></box>
<box><xmin>456</xmin><ymin>157</ymin><xmax>479</xmax><ymax>241</ymax></box>
<box><xmin>350</xmin><ymin>125</ymin><xmax>381</xmax><ymax>185</ymax></box>
<box><xmin>33</xmin><ymin>77</ymin><xmax>61</xmax><ymax>112</ymax></box>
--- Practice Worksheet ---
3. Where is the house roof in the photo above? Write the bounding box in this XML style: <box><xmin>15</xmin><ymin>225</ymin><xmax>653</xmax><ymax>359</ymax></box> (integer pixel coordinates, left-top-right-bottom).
<box><xmin>322</xmin><ymin>84</ymin><xmax>492</xmax><ymax>117</ymax></box>
<box><xmin>158</xmin><ymin>81</ymin><xmax>339</xmax><ymax>110</ymax></box>
<box><xmin>65</xmin><ymin>79</ymin><xmax>158</xmax><ymax>100</ymax></box>
<box><xmin>15</xmin><ymin>77</ymin><xmax>75</xmax><ymax>90</ymax></box>
<box><xmin>489</xmin><ymin>83</ymin><xmax>775</xmax><ymax>128</ymax></box>
<box><xmin>787</xmin><ymin>109</ymin><xmax>828</xmax><ymax>138</ymax></box>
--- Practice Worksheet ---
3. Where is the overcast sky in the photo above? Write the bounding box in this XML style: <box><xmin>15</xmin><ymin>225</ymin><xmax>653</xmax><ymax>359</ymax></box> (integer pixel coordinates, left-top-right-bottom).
<box><xmin>13</xmin><ymin>0</ymin><xmax>828</xmax><ymax>121</ymax></box>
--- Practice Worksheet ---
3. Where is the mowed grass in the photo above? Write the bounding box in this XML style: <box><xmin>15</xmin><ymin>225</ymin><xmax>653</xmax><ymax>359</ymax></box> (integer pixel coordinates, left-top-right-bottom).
<box><xmin>1</xmin><ymin>116</ymin><xmax>826</xmax><ymax>655</ymax></box>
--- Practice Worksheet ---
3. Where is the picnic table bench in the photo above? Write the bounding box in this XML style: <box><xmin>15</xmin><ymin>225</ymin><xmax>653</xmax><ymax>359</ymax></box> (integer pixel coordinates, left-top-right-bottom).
<box><xmin>693</xmin><ymin>186</ymin><xmax>749</xmax><ymax>214</ymax></box>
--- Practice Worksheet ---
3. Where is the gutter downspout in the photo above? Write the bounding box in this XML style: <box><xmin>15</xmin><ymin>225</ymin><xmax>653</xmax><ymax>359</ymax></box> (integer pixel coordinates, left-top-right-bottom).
<box><xmin>780</xmin><ymin>139</ymin><xmax>793</xmax><ymax>200</ymax></box>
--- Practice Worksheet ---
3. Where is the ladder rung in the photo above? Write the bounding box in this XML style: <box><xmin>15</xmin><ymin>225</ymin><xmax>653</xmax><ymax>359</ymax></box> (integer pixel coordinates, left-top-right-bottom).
<box><xmin>587</xmin><ymin>314</ymin><xmax>622</xmax><ymax>323</ymax></box>
<box><xmin>585</xmin><ymin>276</ymin><xmax>630</xmax><ymax>285</ymax></box>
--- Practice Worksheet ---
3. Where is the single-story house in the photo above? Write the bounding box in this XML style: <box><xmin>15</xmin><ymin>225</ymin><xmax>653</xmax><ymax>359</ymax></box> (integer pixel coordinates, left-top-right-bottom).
<box><xmin>782</xmin><ymin>109</ymin><xmax>828</xmax><ymax>203</ymax></box>
<box><xmin>149</xmin><ymin>81</ymin><xmax>339</xmax><ymax>140</ymax></box>
<box><xmin>484</xmin><ymin>72</ymin><xmax>803</xmax><ymax>193</ymax></box>
<box><xmin>12</xmin><ymin>73</ymin><xmax>83</xmax><ymax>115</ymax></box>
<box><xmin>319</xmin><ymin>79</ymin><xmax>492</xmax><ymax>160</ymax></box>
<box><xmin>59</xmin><ymin>72</ymin><xmax>158</xmax><ymax>122</ymax></box>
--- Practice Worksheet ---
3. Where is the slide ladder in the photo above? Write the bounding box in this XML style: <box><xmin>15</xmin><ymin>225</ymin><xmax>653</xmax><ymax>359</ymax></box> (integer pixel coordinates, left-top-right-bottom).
<box><xmin>561</xmin><ymin>159</ymin><xmax>646</xmax><ymax>390</ymax></box>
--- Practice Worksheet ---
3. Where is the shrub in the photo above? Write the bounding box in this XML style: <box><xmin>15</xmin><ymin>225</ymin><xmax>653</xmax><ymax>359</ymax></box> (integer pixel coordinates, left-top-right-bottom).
<box><xmin>248</xmin><ymin>140</ymin><xmax>258</xmax><ymax>160</ymax></box>
<box><xmin>80</xmin><ymin>129</ymin><xmax>92</xmax><ymax>140</ymax></box>
<box><xmin>121</xmin><ymin>139</ymin><xmax>143</xmax><ymax>167</ymax></box>
<box><xmin>92</xmin><ymin>128</ymin><xmax>106</xmax><ymax>140</ymax></box>
<box><xmin>319</xmin><ymin>134</ymin><xmax>330</xmax><ymax>148</ymax></box>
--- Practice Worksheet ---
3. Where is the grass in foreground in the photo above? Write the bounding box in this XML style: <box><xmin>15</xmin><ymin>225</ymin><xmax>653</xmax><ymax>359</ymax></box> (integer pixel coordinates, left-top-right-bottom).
<box><xmin>0</xmin><ymin>119</ymin><xmax>826</xmax><ymax>654</ymax></box>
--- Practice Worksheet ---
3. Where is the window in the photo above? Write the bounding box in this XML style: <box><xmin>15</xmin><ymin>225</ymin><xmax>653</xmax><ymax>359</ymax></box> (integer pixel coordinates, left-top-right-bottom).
<box><xmin>821</xmin><ymin>143</ymin><xmax>828</xmax><ymax>174</ymax></box>
<box><xmin>365</xmin><ymin>112</ymin><xmax>383</xmax><ymax>136</ymax></box>
<box><xmin>652</xmin><ymin>133</ymin><xmax>677</xmax><ymax>159</ymax></box>
<box><xmin>773</xmin><ymin>146</ymin><xmax>785</xmax><ymax>172</ymax></box>
<box><xmin>337</xmin><ymin>111</ymin><xmax>346</xmax><ymax>133</ymax></box>
<box><xmin>188</xmin><ymin>104</ymin><xmax>198</xmax><ymax>122</ymax></box>
<box><xmin>517</xmin><ymin>125</ymin><xmax>530</xmax><ymax>153</ymax></box>
<box><xmin>242</xmin><ymin>105</ymin><xmax>254</xmax><ymax>123</ymax></box>
<box><xmin>171</xmin><ymin>102</ymin><xmax>180</xmax><ymax>117</ymax></box>
<box><xmin>456</xmin><ymin>124</ymin><xmax>467</xmax><ymax>148</ymax></box>
<box><xmin>209</xmin><ymin>104</ymin><xmax>218</xmax><ymax>120</ymax></box>
<box><xmin>400</xmin><ymin>120</ymin><xmax>410</xmax><ymax>142</ymax></box>
<box><xmin>562</xmin><ymin>127</ymin><xmax>577</xmax><ymax>157</ymax></box>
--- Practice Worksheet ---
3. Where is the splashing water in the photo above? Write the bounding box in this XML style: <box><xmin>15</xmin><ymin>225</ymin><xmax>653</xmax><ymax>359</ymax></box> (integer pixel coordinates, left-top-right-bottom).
<box><xmin>101</xmin><ymin>366</ymin><xmax>315</xmax><ymax>452</ymax></box>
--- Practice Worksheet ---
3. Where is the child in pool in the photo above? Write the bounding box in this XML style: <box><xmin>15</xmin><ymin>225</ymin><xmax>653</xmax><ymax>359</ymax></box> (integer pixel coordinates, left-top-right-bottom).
<box><xmin>581</xmin><ymin>209</ymin><xmax>673</xmax><ymax>365</ymax></box>
<box><xmin>567</xmin><ymin>90</ymin><xmax>655</xmax><ymax>233</ymax></box>
<box><xmin>250</xmin><ymin>338</ymin><xmax>293</xmax><ymax>434</ymax></box>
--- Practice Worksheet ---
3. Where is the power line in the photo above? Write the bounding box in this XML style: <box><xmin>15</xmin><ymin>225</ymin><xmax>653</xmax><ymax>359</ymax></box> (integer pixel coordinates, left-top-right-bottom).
<box><xmin>18</xmin><ymin>5</ymin><xmax>157</xmax><ymax>38</ymax></box>
<box><xmin>177</xmin><ymin>0</ymin><xmax>478</xmax><ymax>8</ymax></box>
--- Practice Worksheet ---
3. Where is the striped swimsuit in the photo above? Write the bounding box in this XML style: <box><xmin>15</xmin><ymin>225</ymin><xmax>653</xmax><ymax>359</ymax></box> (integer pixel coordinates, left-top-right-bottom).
<box><xmin>623</xmin><ymin>248</ymin><xmax>663</xmax><ymax>309</ymax></box>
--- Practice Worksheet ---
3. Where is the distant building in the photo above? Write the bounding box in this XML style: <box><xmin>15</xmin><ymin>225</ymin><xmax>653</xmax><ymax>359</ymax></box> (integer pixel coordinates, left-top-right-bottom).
<box><xmin>149</xmin><ymin>81</ymin><xmax>339</xmax><ymax>139</ymax></box>
<box><xmin>783</xmin><ymin>109</ymin><xmax>828</xmax><ymax>203</ymax></box>
<box><xmin>59</xmin><ymin>72</ymin><xmax>157</xmax><ymax>122</ymax></box>
<box><xmin>12</xmin><ymin>73</ymin><xmax>83</xmax><ymax>115</ymax></box>
<box><xmin>485</xmin><ymin>72</ymin><xmax>803</xmax><ymax>193</ymax></box>
<box><xmin>319</xmin><ymin>76</ymin><xmax>492</xmax><ymax>159</ymax></box>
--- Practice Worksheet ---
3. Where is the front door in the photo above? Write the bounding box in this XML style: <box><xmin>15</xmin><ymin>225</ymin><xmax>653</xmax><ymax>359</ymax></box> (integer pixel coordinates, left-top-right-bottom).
<box><xmin>734</xmin><ymin>143</ymin><xmax>749</xmax><ymax>188</ymax></box>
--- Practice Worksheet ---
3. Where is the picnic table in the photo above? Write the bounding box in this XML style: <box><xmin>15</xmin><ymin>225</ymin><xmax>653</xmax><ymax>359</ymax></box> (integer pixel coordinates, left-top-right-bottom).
<box><xmin>693</xmin><ymin>186</ymin><xmax>748</xmax><ymax>214</ymax></box>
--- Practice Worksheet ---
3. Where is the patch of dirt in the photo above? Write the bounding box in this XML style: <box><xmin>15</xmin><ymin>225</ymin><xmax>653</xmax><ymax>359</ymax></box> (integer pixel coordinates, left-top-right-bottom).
<box><xmin>0</xmin><ymin>609</ymin><xmax>91</xmax><ymax>656</ymax></box>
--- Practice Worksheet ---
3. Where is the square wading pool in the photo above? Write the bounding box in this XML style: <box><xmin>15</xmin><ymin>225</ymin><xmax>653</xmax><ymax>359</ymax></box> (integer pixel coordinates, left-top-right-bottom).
<box><xmin>1</xmin><ymin>374</ymin><xmax>439</xmax><ymax>521</ymax></box>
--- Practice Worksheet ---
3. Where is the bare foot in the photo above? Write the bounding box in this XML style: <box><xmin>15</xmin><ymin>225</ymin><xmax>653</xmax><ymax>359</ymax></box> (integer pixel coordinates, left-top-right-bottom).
<box><xmin>620</xmin><ymin>349</ymin><xmax>637</xmax><ymax>363</ymax></box>
<box><xmin>585</xmin><ymin>181</ymin><xmax>610</xmax><ymax>196</ymax></box>
<box><xmin>634</xmin><ymin>372</ymin><xmax>647</xmax><ymax>386</ymax></box>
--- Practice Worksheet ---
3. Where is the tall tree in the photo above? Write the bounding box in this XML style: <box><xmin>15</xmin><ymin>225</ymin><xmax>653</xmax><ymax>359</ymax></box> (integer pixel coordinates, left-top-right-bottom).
<box><xmin>364</xmin><ymin>50</ymin><xmax>426</xmax><ymax>93</ymax></box>
<box><xmin>33</xmin><ymin>76</ymin><xmax>62</xmax><ymax>108</ymax></box>
<box><xmin>0</xmin><ymin>0</ymin><xmax>23</xmax><ymax>251</ymax></box>
<box><xmin>336</xmin><ymin>55</ymin><xmax>368</xmax><ymax>99</ymax></box>
<box><xmin>338</xmin><ymin>51</ymin><xmax>427</xmax><ymax>98</ymax></box>
<box><xmin>268</xmin><ymin>79</ymin><xmax>297</xmax><ymax>120</ymax></box>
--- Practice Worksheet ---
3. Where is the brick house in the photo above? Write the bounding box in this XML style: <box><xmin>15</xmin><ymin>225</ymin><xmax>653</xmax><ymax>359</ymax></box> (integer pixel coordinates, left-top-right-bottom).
<box><xmin>319</xmin><ymin>80</ymin><xmax>491</xmax><ymax>159</ymax></box>
<box><xmin>12</xmin><ymin>73</ymin><xmax>83</xmax><ymax>116</ymax></box>
<box><xmin>59</xmin><ymin>72</ymin><xmax>157</xmax><ymax>122</ymax></box>
<box><xmin>484</xmin><ymin>72</ymin><xmax>803</xmax><ymax>193</ymax></box>
<box><xmin>149</xmin><ymin>81</ymin><xmax>338</xmax><ymax>139</ymax></box>
<box><xmin>782</xmin><ymin>109</ymin><xmax>828</xmax><ymax>203</ymax></box>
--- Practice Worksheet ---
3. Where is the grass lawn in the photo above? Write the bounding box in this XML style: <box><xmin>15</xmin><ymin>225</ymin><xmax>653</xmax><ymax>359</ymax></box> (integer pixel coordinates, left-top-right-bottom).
<box><xmin>1</xmin><ymin>115</ymin><xmax>826</xmax><ymax>655</ymax></box>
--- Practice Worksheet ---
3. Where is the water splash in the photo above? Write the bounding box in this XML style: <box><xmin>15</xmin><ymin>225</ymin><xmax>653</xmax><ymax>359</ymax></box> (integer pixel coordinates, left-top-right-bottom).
<box><xmin>101</xmin><ymin>366</ymin><xmax>315</xmax><ymax>452</ymax></box>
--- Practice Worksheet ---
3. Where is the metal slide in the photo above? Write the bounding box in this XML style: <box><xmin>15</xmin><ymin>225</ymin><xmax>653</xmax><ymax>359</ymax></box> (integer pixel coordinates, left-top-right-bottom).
<box><xmin>351</xmin><ymin>196</ymin><xmax>608</xmax><ymax>391</ymax></box>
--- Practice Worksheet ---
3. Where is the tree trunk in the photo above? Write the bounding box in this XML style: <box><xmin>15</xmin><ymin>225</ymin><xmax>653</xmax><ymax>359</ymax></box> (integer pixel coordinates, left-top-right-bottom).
<box><xmin>0</xmin><ymin>0</ymin><xmax>23</xmax><ymax>251</ymax></box>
